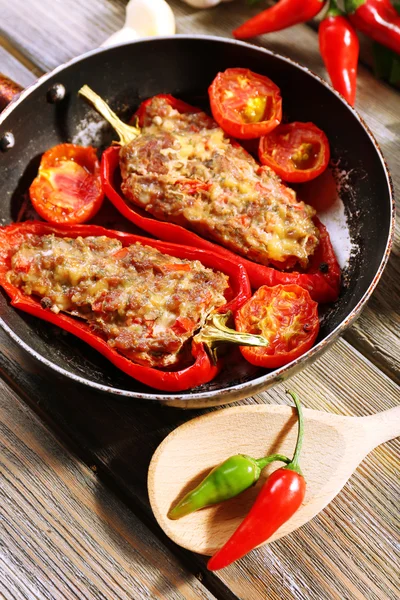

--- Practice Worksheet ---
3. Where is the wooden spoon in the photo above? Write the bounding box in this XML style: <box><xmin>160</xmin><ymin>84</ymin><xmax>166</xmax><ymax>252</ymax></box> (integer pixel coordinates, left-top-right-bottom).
<box><xmin>148</xmin><ymin>403</ymin><xmax>400</xmax><ymax>556</ymax></box>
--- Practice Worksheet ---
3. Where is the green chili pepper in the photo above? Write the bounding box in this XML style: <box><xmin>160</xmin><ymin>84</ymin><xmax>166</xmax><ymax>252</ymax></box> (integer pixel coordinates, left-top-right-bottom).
<box><xmin>168</xmin><ymin>452</ymin><xmax>290</xmax><ymax>520</ymax></box>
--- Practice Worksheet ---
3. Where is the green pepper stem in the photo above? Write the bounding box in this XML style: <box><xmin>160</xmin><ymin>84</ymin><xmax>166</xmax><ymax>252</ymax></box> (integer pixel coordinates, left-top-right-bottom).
<box><xmin>255</xmin><ymin>453</ymin><xmax>291</xmax><ymax>470</ymax></box>
<box><xmin>194</xmin><ymin>312</ymin><xmax>268</xmax><ymax>364</ymax></box>
<box><xmin>285</xmin><ymin>390</ymin><xmax>304</xmax><ymax>476</ymax></box>
<box><xmin>326</xmin><ymin>0</ymin><xmax>343</xmax><ymax>17</ymax></box>
<box><xmin>78</xmin><ymin>85</ymin><xmax>140</xmax><ymax>145</ymax></box>
<box><xmin>344</xmin><ymin>0</ymin><xmax>365</xmax><ymax>14</ymax></box>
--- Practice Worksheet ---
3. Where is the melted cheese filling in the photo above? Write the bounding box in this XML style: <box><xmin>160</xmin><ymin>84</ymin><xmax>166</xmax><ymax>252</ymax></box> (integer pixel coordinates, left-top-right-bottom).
<box><xmin>120</xmin><ymin>97</ymin><xmax>320</xmax><ymax>268</ymax></box>
<box><xmin>7</xmin><ymin>234</ymin><xmax>228</xmax><ymax>368</ymax></box>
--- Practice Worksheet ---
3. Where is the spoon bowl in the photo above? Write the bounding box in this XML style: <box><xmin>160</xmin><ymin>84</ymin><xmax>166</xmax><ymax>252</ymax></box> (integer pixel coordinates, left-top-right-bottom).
<box><xmin>148</xmin><ymin>403</ymin><xmax>400</xmax><ymax>555</ymax></box>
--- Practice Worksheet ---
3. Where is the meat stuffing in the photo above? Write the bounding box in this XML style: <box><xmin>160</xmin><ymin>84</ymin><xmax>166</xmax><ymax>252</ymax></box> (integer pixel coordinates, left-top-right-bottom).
<box><xmin>120</xmin><ymin>96</ymin><xmax>320</xmax><ymax>270</ymax></box>
<box><xmin>7</xmin><ymin>233</ymin><xmax>229</xmax><ymax>368</ymax></box>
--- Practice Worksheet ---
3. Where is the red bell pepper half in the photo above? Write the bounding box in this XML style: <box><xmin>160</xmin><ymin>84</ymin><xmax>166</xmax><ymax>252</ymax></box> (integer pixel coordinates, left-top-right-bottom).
<box><xmin>102</xmin><ymin>93</ymin><xmax>340</xmax><ymax>304</ymax></box>
<box><xmin>102</xmin><ymin>145</ymin><xmax>340</xmax><ymax>304</ymax></box>
<box><xmin>0</xmin><ymin>221</ymin><xmax>251</xmax><ymax>392</ymax></box>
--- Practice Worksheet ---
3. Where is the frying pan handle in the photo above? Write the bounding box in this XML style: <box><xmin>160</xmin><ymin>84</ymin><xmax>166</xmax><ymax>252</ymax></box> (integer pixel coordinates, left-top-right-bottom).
<box><xmin>0</xmin><ymin>73</ymin><xmax>23</xmax><ymax>112</ymax></box>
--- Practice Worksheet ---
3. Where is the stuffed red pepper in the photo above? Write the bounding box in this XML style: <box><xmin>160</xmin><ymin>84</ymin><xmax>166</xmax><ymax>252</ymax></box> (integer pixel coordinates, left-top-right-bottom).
<box><xmin>0</xmin><ymin>221</ymin><xmax>253</xmax><ymax>392</ymax></box>
<box><xmin>92</xmin><ymin>91</ymin><xmax>340</xmax><ymax>304</ymax></box>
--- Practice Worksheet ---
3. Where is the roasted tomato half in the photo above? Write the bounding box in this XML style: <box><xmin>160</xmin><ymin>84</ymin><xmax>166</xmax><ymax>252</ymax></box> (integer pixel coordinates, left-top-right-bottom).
<box><xmin>29</xmin><ymin>144</ymin><xmax>104</xmax><ymax>224</ymax></box>
<box><xmin>209</xmin><ymin>68</ymin><xmax>282</xmax><ymax>139</ymax></box>
<box><xmin>235</xmin><ymin>284</ymin><xmax>319</xmax><ymax>368</ymax></box>
<box><xmin>259</xmin><ymin>122</ymin><xmax>330</xmax><ymax>183</ymax></box>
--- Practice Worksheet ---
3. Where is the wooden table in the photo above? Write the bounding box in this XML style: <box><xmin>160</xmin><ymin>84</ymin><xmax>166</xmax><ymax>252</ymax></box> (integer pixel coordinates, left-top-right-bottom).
<box><xmin>0</xmin><ymin>2</ymin><xmax>399</xmax><ymax>599</ymax></box>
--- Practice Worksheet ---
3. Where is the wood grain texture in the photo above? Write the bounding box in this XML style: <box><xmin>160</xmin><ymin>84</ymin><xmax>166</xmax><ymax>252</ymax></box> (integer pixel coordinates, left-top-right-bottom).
<box><xmin>0</xmin><ymin>39</ymin><xmax>43</xmax><ymax>82</ymax></box>
<box><xmin>0</xmin><ymin>3</ymin><xmax>399</xmax><ymax>599</ymax></box>
<box><xmin>0</xmin><ymin>378</ymin><xmax>216</xmax><ymax>600</ymax></box>
<box><xmin>1</xmin><ymin>0</ymin><xmax>399</xmax><ymax>382</ymax></box>
<box><xmin>0</xmin><ymin>320</ymin><xmax>398</xmax><ymax>600</ymax></box>
<box><xmin>149</xmin><ymin>404</ymin><xmax>400</xmax><ymax>554</ymax></box>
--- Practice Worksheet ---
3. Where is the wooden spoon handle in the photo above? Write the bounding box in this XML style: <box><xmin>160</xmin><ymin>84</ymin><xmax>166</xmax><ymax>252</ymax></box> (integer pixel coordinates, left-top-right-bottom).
<box><xmin>361</xmin><ymin>406</ymin><xmax>400</xmax><ymax>448</ymax></box>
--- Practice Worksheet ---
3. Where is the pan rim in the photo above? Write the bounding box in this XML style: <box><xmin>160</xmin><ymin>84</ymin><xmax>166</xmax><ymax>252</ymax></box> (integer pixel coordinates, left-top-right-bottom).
<box><xmin>0</xmin><ymin>34</ymin><xmax>395</xmax><ymax>402</ymax></box>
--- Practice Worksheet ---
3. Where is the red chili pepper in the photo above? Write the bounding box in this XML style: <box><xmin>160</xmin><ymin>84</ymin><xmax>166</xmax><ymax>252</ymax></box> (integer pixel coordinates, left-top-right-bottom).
<box><xmin>233</xmin><ymin>0</ymin><xmax>326</xmax><ymax>39</ymax></box>
<box><xmin>0</xmin><ymin>221</ymin><xmax>251</xmax><ymax>392</ymax></box>
<box><xmin>319</xmin><ymin>0</ymin><xmax>359</xmax><ymax>106</ymax></box>
<box><xmin>345</xmin><ymin>0</ymin><xmax>400</xmax><ymax>54</ymax></box>
<box><xmin>208</xmin><ymin>391</ymin><xmax>306</xmax><ymax>570</ymax></box>
<box><xmin>102</xmin><ymin>145</ymin><xmax>340</xmax><ymax>304</ymax></box>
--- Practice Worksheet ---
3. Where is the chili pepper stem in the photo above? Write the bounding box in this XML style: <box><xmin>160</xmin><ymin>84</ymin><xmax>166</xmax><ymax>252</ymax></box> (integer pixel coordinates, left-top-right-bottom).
<box><xmin>78</xmin><ymin>85</ymin><xmax>140</xmax><ymax>145</ymax></box>
<box><xmin>347</xmin><ymin>0</ymin><xmax>368</xmax><ymax>10</ymax></box>
<box><xmin>326</xmin><ymin>0</ymin><xmax>342</xmax><ymax>17</ymax></box>
<box><xmin>195</xmin><ymin>312</ymin><xmax>268</xmax><ymax>364</ymax></box>
<box><xmin>255</xmin><ymin>454</ymin><xmax>291</xmax><ymax>470</ymax></box>
<box><xmin>284</xmin><ymin>390</ymin><xmax>304</xmax><ymax>475</ymax></box>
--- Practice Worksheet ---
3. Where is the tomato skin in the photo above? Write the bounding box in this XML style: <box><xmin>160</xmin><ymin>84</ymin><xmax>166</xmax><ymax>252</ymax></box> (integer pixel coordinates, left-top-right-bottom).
<box><xmin>29</xmin><ymin>143</ymin><xmax>104</xmax><ymax>224</ymax></box>
<box><xmin>235</xmin><ymin>284</ymin><xmax>319</xmax><ymax>368</ymax></box>
<box><xmin>259</xmin><ymin>122</ymin><xmax>330</xmax><ymax>183</ymax></box>
<box><xmin>209</xmin><ymin>68</ymin><xmax>282</xmax><ymax>140</ymax></box>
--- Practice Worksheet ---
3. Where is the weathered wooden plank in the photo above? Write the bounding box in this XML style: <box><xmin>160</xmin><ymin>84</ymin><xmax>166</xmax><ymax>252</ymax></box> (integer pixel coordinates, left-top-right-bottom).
<box><xmin>0</xmin><ymin>46</ymin><xmax>39</xmax><ymax>87</ymax></box>
<box><xmin>0</xmin><ymin>377</ymin><xmax>216</xmax><ymax>600</ymax></box>
<box><xmin>0</xmin><ymin>320</ymin><xmax>398</xmax><ymax>600</ymax></box>
<box><xmin>1</xmin><ymin>0</ymin><xmax>124</xmax><ymax>69</ymax></box>
<box><xmin>0</xmin><ymin>9</ymin><xmax>399</xmax><ymax>599</ymax></box>
<box><xmin>0</xmin><ymin>34</ymin><xmax>43</xmax><ymax>80</ymax></box>
<box><xmin>1</xmin><ymin>0</ymin><xmax>398</xmax><ymax>381</ymax></box>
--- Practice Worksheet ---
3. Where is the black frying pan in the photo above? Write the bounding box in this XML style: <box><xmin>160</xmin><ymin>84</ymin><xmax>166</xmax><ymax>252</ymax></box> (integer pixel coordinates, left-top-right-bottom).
<box><xmin>0</xmin><ymin>36</ymin><xmax>394</xmax><ymax>407</ymax></box>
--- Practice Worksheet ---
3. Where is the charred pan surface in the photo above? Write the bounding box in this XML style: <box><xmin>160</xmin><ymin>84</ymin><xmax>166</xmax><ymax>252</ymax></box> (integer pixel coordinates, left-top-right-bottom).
<box><xmin>7</xmin><ymin>234</ymin><xmax>228</xmax><ymax>368</ymax></box>
<box><xmin>120</xmin><ymin>96</ymin><xmax>319</xmax><ymax>270</ymax></box>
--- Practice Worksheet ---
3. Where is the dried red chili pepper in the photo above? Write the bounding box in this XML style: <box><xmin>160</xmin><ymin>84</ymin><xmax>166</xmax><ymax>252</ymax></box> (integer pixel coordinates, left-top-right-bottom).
<box><xmin>319</xmin><ymin>0</ymin><xmax>360</xmax><ymax>106</ymax></box>
<box><xmin>345</xmin><ymin>0</ymin><xmax>400</xmax><ymax>55</ymax></box>
<box><xmin>0</xmin><ymin>221</ymin><xmax>253</xmax><ymax>392</ymax></box>
<box><xmin>208</xmin><ymin>391</ymin><xmax>306</xmax><ymax>570</ymax></box>
<box><xmin>233</xmin><ymin>0</ymin><xmax>326</xmax><ymax>39</ymax></box>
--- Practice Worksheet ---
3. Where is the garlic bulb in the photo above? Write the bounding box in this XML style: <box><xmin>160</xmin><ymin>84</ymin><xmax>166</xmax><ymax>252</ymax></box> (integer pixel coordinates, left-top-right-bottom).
<box><xmin>102</xmin><ymin>0</ymin><xmax>176</xmax><ymax>47</ymax></box>
<box><xmin>182</xmin><ymin>0</ymin><xmax>234</xmax><ymax>7</ymax></box>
